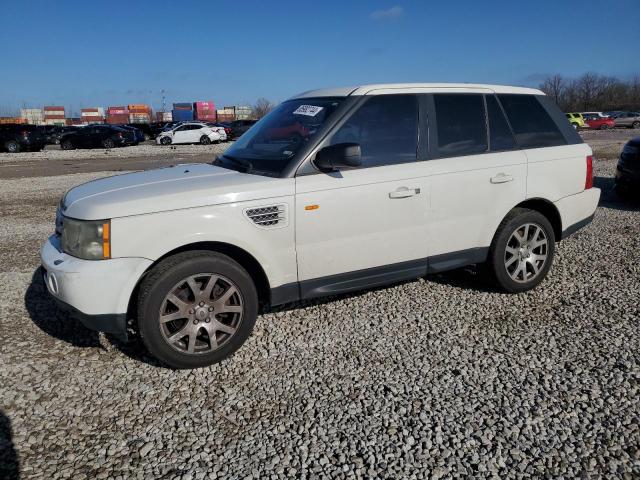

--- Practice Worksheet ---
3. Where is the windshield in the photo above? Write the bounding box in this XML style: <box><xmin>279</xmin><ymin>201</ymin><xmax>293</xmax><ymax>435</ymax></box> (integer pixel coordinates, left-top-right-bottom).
<box><xmin>219</xmin><ymin>98</ymin><xmax>344</xmax><ymax>176</ymax></box>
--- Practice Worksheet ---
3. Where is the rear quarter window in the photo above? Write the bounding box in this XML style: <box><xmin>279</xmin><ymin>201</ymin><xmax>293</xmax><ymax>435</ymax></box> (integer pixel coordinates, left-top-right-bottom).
<box><xmin>498</xmin><ymin>94</ymin><xmax>567</xmax><ymax>149</ymax></box>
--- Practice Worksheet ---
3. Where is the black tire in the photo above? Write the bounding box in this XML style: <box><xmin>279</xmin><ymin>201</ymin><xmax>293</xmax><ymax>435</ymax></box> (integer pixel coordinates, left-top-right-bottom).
<box><xmin>486</xmin><ymin>208</ymin><xmax>556</xmax><ymax>293</ymax></box>
<box><xmin>5</xmin><ymin>140</ymin><xmax>20</xmax><ymax>153</ymax></box>
<box><xmin>137</xmin><ymin>250</ymin><xmax>259</xmax><ymax>369</ymax></box>
<box><xmin>160</xmin><ymin>136</ymin><xmax>171</xmax><ymax>146</ymax></box>
<box><xmin>144</xmin><ymin>134</ymin><xmax>150</xmax><ymax>141</ymax></box>
<box><xmin>599</xmin><ymin>124</ymin><xmax>608</xmax><ymax>130</ymax></box>
<box><xmin>103</xmin><ymin>138</ymin><xmax>115</xmax><ymax>149</ymax></box>
<box><xmin>61</xmin><ymin>139</ymin><xmax>74</xmax><ymax>150</ymax></box>
<box><xmin>200</xmin><ymin>135</ymin><xmax>211</xmax><ymax>145</ymax></box>
<box><xmin>614</xmin><ymin>183</ymin><xmax>635</xmax><ymax>201</ymax></box>
<box><xmin>632</xmin><ymin>121</ymin><xmax>640</xmax><ymax>129</ymax></box>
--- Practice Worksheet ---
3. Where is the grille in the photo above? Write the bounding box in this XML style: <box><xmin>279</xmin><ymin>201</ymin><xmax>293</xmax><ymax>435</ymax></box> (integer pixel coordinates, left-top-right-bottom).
<box><xmin>245</xmin><ymin>205</ymin><xmax>287</xmax><ymax>228</ymax></box>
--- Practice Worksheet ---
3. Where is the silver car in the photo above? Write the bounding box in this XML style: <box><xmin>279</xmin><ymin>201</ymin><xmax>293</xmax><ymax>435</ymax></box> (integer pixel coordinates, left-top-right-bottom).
<box><xmin>612</xmin><ymin>112</ymin><xmax>640</xmax><ymax>129</ymax></box>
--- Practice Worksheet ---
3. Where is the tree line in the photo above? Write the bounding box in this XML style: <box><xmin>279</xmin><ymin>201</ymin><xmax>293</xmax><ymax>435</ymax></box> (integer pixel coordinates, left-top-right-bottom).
<box><xmin>539</xmin><ymin>73</ymin><xmax>640</xmax><ymax>113</ymax></box>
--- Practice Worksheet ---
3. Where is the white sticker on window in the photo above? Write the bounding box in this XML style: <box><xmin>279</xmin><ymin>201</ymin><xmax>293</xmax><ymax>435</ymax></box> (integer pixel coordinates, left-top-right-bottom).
<box><xmin>293</xmin><ymin>105</ymin><xmax>324</xmax><ymax>117</ymax></box>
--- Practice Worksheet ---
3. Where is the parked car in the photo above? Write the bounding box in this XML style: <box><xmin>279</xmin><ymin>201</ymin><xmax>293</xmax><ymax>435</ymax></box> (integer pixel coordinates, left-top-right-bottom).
<box><xmin>611</xmin><ymin>112</ymin><xmax>640</xmax><ymax>129</ymax></box>
<box><xmin>156</xmin><ymin>122</ymin><xmax>221</xmax><ymax>145</ymax></box>
<box><xmin>0</xmin><ymin>124</ymin><xmax>46</xmax><ymax>152</ymax></box>
<box><xmin>580</xmin><ymin>111</ymin><xmax>609</xmax><ymax>119</ymax></box>
<box><xmin>565</xmin><ymin>113</ymin><xmax>586</xmax><ymax>129</ymax></box>
<box><xmin>211</xmin><ymin>122</ymin><xmax>233</xmax><ymax>139</ymax></box>
<box><xmin>59</xmin><ymin>125</ymin><xmax>134</xmax><ymax>150</ymax></box>
<box><xmin>41</xmin><ymin>83</ymin><xmax>600</xmax><ymax>368</ymax></box>
<box><xmin>148</xmin><ymin>122</ymin><xmax>170</xmax><ymax>139</ymax></box>
<box><xmin>124</xmin><ymin>123</ymin><xmax>154</xmax><ymax>141</ymax></box>
<box><xmin>614</xmin><ymin>137</ymin><xmax>640</xmax><ymax>200</ymax></box>
<box><xmin>118</xmin><ymin>125</ymin><xmax>145</xmax><ymax>145</ymax></box>
<box><xmin>204</xmin><ymin>123</ymin><xmax>228</xmax><ymax>141</ymax></box>
<box><xmin>583</xmin><ymin>114</ymin><xmax>615</xmax><ymax>130</ymax></box>
<box><xmin>228</xmin><ymin>119</ymin><xmax>258</xmax><ymax>139</ymax></box>
<box><xmin>39</xmin><ymin>125</ymin><xmax>65</xmax><ymax>145</ymax></box>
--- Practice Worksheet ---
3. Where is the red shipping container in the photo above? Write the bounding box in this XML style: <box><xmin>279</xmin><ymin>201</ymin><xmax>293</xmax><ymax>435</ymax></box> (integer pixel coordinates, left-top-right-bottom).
<box><xmin>107</xmin><ymin>114</ymin><xmax>130</xmax><ymax>124</ymax></box>
<box><xmin>44</xmin><ymin>114</ymin><xmax>65</xmax><ymax>120</ymax></box>
<box><xmin>44</xmin><ymin>106</ymin><xmax>65</xmax><ymax>111</ymax></box>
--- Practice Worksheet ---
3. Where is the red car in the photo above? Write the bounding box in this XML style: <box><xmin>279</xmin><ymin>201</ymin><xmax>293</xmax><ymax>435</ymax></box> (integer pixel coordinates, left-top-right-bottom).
<box><xmin>585</xmin><ymin>116</ymin><xmax>615</xmax><ymax>130</ymax></box>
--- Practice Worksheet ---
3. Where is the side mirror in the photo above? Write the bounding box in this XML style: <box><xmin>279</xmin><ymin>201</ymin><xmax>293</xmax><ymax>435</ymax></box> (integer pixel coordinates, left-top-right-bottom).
<box><xmin>314</xmin><ymin>143</ymin><xmax>362</xmax><ymax>171</ymax></box>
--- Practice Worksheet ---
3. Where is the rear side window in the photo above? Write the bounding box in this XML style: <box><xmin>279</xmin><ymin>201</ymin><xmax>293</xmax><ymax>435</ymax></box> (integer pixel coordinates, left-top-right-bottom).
<box><xmin>330</xmin><ymin>94</ymin><xmax>418</xmax><ymax>168</ymax></box>
<box><xmin>486</xmin><ymin>95</ymin><xmax>516</xmax><ymax>151</ymax></box>
<box><xmin>433</xmin><ymin>94</ymin><xmax>487</xmax><ymax>157</ymax></box>
<box><xmin>498</xmin><ymin>94</ymin><xmax>566</xmax><ymax>148</ymax></box>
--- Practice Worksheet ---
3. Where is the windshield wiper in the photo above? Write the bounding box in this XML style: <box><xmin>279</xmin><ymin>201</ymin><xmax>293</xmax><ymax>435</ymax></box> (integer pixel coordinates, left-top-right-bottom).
<box><xmin>219</xmin><ymin>154</ymin><xmax>253</xmax><ymax>173</ymax></box>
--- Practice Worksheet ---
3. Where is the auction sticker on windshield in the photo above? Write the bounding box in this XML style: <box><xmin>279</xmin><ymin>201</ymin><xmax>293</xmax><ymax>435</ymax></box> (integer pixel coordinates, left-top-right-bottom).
<box><xmin>293</xmin><ymin>105</ymin><xmax>324</xmax><ymax>116</ymax></box>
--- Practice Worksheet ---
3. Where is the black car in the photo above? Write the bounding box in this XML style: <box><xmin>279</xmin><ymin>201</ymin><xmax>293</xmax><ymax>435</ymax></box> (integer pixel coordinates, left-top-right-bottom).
<box><xmin>124</xmin><ymin>123</ymin><xmax>155</xmax><ymax>140</ymax></box>
<box><xmin>59</xmin><ymin>125</ymin><xmax>135</xmax><ymax>150</ymax></box>
<box><xmin>228</xmin><ymin>119</ymin><xmax>257</xmax><ymax>139</ymax></box>
<box><xmin>0</xmin><ymin>124</ymin><xmax>46</xmax><ymax>153</ymax></box>
<box><xmin>38</xmin><ymin>125</ymin><xmax>66</xmax><ymax>145</ymax></box>
<box><xmin>615</xmin><ymin>137</ymin><xmax>640</xmax><ymax>200</ymax></box>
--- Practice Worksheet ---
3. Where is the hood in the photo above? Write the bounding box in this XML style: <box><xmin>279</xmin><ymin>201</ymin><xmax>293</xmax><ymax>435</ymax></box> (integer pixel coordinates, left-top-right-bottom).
<box><xmin>62</xmin><ymin>163</ymin><xmax>294</xmax><ymax>219</ymax></box>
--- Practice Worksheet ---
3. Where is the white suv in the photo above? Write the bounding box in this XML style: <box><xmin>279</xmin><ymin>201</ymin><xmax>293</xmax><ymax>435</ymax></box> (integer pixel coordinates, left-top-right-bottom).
<box><xmin>156</xmin><ymin>122</ymin><xmax>222</xmax><ymax>145</ymax></box>
<box><xmin>41</xmin><ymin>83</ymin><xmax>600</xmax><ymax>368</ymax></box>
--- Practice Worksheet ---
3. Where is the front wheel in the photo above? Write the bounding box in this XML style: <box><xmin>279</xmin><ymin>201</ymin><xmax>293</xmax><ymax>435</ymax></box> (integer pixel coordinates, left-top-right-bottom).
<box><xmin>632</xmin><ymin>121</ymin><xmax>640</xmax><ymax>129</ymax></box>
<box><xmin>137</xmin><ymin>251</ymin><xmax>258</xmax><ymax>369</ymax></box>
<box><xmin>486</xmin><ymin>208</ymin><xmax>555</xmax><ymax>293</ymax></box>
<box><xmin>5</xmin><ymin>140</ymin><xmax>20</xmax><ymax>153</ymax></box>
<box><xmin>160</xmin><ymin>136</ymin><xmax>171</xmax><ymax>145</ymax></box>
<box><xmin>599</xmin><ymin>124</ymin><xmax>608</xmax><ymax>130</ymax></box>
<box><xmin>61</xmin><ymin>139</ymin><xmax>74</xmax><ymax>150</ymax></box>
<box><xmin>103</xmin><ymin>138</ymin><xmax>115</xmax><ymax>149</ymax></box>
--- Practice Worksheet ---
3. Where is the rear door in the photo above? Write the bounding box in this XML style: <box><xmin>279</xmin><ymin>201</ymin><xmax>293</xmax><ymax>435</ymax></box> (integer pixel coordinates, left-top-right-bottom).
<box><xmin>424</xmin><ymin>93</ymin><xmax>528</xmax><ymax>259</ymax></box>
<box><xmin>295</xmin><ymin>94</ymin><xmax>429</xmax><ymax>292</ymax></box>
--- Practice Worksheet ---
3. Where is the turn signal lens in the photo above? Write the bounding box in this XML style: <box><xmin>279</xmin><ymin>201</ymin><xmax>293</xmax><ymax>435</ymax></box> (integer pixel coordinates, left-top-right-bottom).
<box><xmin>585</xmin><ymin>155</ymin><xmax>593</xmax><ymax>190</ymax></box>
<box><xmin>102</xmin><ymin>221</ymin><xmax>111</xmax><ymax>259</ymax></box>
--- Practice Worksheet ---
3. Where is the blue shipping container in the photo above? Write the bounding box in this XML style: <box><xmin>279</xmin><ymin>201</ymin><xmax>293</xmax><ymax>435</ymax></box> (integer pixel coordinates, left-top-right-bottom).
<box><xmin>172</xmin><ymin>109</ymin><xmax>194</xmax><ymax>121</ymax></box>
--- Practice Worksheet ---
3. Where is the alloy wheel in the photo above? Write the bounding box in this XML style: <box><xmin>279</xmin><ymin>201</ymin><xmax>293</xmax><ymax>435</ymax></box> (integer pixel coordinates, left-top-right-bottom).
<box><xmin>504</xmin><ymin>223</ymin><xmax>549</xmax><ymax>283</ymax></box>
<box><xmin>158</xmin><ymin>273</ymin><xmax>244</xmax><ymax>354</ymax></box>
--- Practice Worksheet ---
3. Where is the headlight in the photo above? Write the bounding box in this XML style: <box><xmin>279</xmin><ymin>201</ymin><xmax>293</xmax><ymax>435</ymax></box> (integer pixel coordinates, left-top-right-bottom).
<box><xmin>61</xmin><ymin>217</ymin><xmax>111</xmax><ymax>260</ymax></box>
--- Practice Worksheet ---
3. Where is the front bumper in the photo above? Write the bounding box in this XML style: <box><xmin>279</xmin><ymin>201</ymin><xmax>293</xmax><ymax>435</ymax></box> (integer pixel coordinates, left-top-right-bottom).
<box><xmin>40</xmin><ymin>235</ymin><xmax>152</xmax><ymax>337</ymax></box>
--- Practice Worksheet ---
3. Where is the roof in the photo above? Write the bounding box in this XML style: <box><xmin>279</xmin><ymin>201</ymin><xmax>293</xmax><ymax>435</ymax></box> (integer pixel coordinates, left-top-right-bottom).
<box><xmin>291</xmin><ymin>83</ymin><xmax>544</xmax><ymax>99</ymax></box>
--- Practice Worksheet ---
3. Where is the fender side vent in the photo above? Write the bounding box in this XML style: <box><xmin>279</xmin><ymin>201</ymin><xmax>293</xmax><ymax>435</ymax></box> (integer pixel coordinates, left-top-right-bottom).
<box><xmin>245</xmin><ymin>204</ymin><xmax>288</xmax><ymax>228</ymax></box>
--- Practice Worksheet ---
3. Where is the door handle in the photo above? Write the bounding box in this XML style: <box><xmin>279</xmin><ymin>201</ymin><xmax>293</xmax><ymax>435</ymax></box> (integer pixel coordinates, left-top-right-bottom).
<box><xmin>389</xmin><ymin>187</ymin><xmax>421</xmax><ymax>199</ymax></box>
<box><xmin>490</xmin><ymin>173</ymin><xmax>514</xmax><ymax>184</ymax></box>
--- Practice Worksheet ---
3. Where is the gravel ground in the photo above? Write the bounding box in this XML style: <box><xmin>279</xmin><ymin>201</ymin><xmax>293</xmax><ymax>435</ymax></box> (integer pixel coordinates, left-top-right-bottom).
<box><xmin>0</xmin><ymin>148</ymin><xmax>639</xmax><ymax>478</ymax></box>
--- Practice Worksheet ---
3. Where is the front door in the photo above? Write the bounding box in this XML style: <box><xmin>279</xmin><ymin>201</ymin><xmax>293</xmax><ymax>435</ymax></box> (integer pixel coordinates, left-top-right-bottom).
<box><xmin>295</xmin><ymin>94</ymin><xmax>429</xmax><ymax>295</ymax></box>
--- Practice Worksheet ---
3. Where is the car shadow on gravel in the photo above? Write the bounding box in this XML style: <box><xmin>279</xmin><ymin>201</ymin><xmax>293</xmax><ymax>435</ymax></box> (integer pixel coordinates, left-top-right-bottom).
<box><xmin>595</xmin><ymin>176</ymin><xmax>640</xmax><ymax>211</ymax></box>
<box><xmin>0</xmin><ymin>410</ymin><xmax>19</xmax><ymax>480</ymax></box>
<box><xmin>24</xmin><ymin>268</ymin><xmax>102</xmax><ymax>349</ymax></box>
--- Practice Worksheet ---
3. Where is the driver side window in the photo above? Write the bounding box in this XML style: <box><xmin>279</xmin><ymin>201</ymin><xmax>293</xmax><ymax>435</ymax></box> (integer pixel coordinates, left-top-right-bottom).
<box><xmin>329</xmin><ymin>94</ymin><xmax>418</xmax><ymax>168</ymax></box>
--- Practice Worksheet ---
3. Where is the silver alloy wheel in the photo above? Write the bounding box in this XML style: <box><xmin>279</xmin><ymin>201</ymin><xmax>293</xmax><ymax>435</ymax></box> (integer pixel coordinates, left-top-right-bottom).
<box><xmin>504</xmin><ymin>223</ymin><xmax>549</xmax><ymax>283</ymax></box>
<box><xmin>158</xmin><ymin>273</ymin><xmax>243</xmax><ymax>354</ymax></box>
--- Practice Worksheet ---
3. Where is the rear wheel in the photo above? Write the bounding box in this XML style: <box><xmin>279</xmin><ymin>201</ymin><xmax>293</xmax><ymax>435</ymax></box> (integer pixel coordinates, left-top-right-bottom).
<box><xmin>102</xmin><ymin>138</ymin><xmax>115</xmax><ymax>149</ymax></box>
<box><xmin>486</xmin><ymin>208</ymin><xmax>555</xmax><ymax>293</ymax></box>
<box><xmin>5</xmin><ymin>140</ymin><xmax>20</xmax><ymax>153</ymax></box>
<box><xmin>144</xmin><ymin>134</ymin><xmax>150</xmax><ymax>141</ymax></box>
<box><xmin>632</xmin><ymin>121</ymin><xmax>640</xmax><ymax>129</ymax></box>
<box><xmin>160</xmin><ymin>136</ymin><xmax>171</xmax><ymax>145</ymax></box>
<box><xmin>61</xmin><ymin>139</ymin><xmax>74</xmax><ymax>150</ymax></box>
<box><xmin>200</xmin><ymin>135</ymin><xmax>211</xmax><ymax>145</ymax></box>
<box><xmin>599</xmin><ymin>124</ymin><xmax>609</xmax><ymax>130</ymax></box>
<box><xmin>137</xmin><ymin>251</ymin><xmax>258</xmax><ymax>369</ymax></box>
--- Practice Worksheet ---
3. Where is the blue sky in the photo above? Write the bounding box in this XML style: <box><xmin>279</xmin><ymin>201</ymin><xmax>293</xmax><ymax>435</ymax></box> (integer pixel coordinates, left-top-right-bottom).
<box><xmin>0</xmin><ymin>0</ymin><xmax>637</xmax><ymax>115</ymax></box>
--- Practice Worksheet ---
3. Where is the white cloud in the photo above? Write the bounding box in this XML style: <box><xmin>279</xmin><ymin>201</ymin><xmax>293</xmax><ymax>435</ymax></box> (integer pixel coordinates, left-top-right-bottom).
<box><xmin>370</xmin><ymin>6</ymin><xmax>404</xmax><ymax>20</ymax></box>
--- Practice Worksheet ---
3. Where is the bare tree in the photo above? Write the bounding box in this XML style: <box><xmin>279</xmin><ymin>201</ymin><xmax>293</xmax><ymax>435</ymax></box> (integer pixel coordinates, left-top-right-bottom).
<box><xmin>539</xmin><ymin>74</ymin><xmax>566</xmax><ymax>105</ymax></box>
<box><xmin>252</xmin><ymin>98</ymin><xmax>274</xmax><ymax>119</ymax></box>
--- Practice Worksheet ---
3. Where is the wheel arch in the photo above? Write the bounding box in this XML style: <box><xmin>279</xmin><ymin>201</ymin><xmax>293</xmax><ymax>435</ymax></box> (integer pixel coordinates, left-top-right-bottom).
<box><xmin>513</xmin><ymin>198</ymin><xmax>562</xmax><ymax>241</ymax></box>
<box><xmin>126</xmin><ymin>241</ymin><xmax>271</xmax><ymax>321</ymax></box>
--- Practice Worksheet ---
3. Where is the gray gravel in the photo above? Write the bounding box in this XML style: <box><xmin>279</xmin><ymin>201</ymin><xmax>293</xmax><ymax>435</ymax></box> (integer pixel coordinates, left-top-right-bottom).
<box><xmin>0</xmin><ymin>153</ymin><xmax>639</xmax><ymax>478</ymax></box>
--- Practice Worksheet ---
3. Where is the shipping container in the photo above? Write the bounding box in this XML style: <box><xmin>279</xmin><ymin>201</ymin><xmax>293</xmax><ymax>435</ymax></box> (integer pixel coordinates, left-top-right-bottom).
<box><xmin>82</xmin><ymin>116</ymin><xmax>104</xmax><ymax>124</ymax></box>
<box><xmin>155</xmin><ymin>112</ymin><xmax>172</xmax><ymax>122</ymax></box>
<box><xmin>216</xmin><ymin>114</ymin><xmax>235</xmax><ymax>123</ymax></box>
<box><xmin>108</xmin><ymin>106</ymin><xmax>128</xmax><ymax>115</ymax></box>
<box><xmin>81</xmin><ymin>107</ymin><xmax>105</xmax><ymax>116</ymax></box>
<box><xmin>43</xmin><ymin>114</ymin><xmax>65</xmax><ymax>120</ymax></box>
<box><xmin>171</xmin><ymin>109</ymin><xmax>194</xmax><ymax>122</ymax></box>
<box><xmin>43</xmin><ymin>119</ymin><xmax>66</xmax><ymax>126</ymax></box>
<box><xmin>21</xmin><ymin>108</ymin><xmax>44</xmax><ymax>125</ymax></box>
<box><xmin>195</xmin><ymin>111</ymin><xmax>217</xmax><ymax>121</ymax></box>
<box><xmin>0</xmin><ymin>117</ymin><xmax>26</xmax><ymax>124</ymax></box>
<box><xmin>194</xmin><ymin>101</ymin><xmax>215</xmax><ymax>110</ymax></box>
<box><xmin>44</xmin><ymin>106</ymin><xmax>65</xmax><ymax>111</ymax></box>
<box><xmin>129</xmin><ymin>114</ymin><xmax>151</xmax><ymax>124</ymax></box>
<box><xmin>106</xmin><ymin>114</ymin><xmax>130</xmax><ymax>125</ymax></box>
<box><xmin>173</xmin><ymin>102</ymin><xmax>193</xmax><ymax>110</ymax></box>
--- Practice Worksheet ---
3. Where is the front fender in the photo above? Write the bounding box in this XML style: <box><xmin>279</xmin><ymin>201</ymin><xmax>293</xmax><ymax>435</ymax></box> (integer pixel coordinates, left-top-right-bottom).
<box><xmin>110</xmin><ymin>198</ymin><xmax>297</xmax><ymax>289</ymax></box>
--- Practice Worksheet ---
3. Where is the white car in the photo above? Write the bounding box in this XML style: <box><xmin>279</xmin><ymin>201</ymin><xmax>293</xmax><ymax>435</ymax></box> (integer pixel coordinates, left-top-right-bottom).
<box><xmin>156</xmin><ymin>122</ymin><xmax>221</xmax><ymax>145</ymax></box>
<box><xmin>41</xmin><ymin>83</ymin><xmax>600</xmax><ymax>369</ymax></box>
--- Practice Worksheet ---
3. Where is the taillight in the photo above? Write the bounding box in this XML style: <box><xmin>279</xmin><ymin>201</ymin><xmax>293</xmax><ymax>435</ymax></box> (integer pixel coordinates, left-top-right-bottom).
<box><xmin>585</xmin><ymin>155</ymin><xmax>593</xmax><ymax>189</ymax></box>
<box><xmin>21</xmin><ymin>130</ymin><xmax>29</xmax><ymax>136</ymax></box>
<box><xmin>118</xmin><ymin>132</ymin><xmax>123</xmax><ymax>139</ymax></box>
